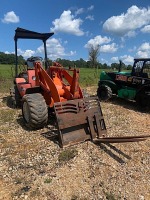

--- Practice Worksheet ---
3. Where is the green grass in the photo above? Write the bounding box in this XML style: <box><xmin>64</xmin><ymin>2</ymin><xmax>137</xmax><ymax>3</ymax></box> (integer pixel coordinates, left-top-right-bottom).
<box><xmin>0</xmin><ymin>64</ymin><xmax>111</xmax><ymax>92</ymax></box>
<box><xmin>0</xmin><ymin>64</ymin><xmax>14</xmax><ymax>78</ymax></box>
<box><xmin>0</xmin><ymin>64</ymin><xmax>15</xmax><ymax>92</ymax></box>
<box><xmin>79</xmin><ymin>67</ymin><xmax>101</xmax><ymax>87</ymax></box>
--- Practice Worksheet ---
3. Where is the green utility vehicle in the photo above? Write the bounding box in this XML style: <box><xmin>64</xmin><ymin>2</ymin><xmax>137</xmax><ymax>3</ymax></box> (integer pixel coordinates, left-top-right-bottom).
<box><xmin>97</xmin><ymin>58</ymin><xmax>150</xmax><ymax>107</ymax></box>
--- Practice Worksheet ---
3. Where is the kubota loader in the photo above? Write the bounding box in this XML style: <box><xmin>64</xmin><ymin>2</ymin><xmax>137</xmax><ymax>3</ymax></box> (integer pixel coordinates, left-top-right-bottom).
<box><xmin>10</xmin><ymin>27</ymin><xmax>149</xmax><ymax>147</ymax></box>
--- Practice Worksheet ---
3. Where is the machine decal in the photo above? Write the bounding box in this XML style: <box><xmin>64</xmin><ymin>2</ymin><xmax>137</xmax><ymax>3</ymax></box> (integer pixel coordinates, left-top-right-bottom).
<box><xmin>132</xmin><ymin>78</ymin><xmax>142</xmax><ymax>84</ymax></box>
<box><xmin>116</xmin><ymin>75</ymin><xmax>127</xmax><ymax>82</ymax></box>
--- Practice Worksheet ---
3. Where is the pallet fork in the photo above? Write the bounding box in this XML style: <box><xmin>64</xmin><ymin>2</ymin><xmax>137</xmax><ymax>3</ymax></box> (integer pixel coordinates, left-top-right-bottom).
<box><xmin>54</xmin><ymin>96</ymin><xmax>149</xmax><ymax>147</ymax></box>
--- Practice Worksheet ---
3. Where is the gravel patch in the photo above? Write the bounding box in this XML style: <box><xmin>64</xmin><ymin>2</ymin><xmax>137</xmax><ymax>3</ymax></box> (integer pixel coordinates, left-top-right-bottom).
<box><xmin>0</xmin><ymin>90</ymin><xmax>149</xmax><ymax>200</ymax></box>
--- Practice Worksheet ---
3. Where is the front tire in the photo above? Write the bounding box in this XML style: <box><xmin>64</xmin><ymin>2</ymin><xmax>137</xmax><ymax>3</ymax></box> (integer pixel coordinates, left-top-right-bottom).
<box><xmin>22</xmin><ymin>93</ymin><xmax>48</xmax><ymax>129</ymax></box>
<box><xmin>97</xmin><ymin>85</ymin><xmax>112</xmax><ymax>101</ymax></box>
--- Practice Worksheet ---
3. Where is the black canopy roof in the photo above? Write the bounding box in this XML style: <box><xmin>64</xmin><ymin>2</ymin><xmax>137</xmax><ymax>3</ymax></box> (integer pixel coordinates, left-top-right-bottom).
<box><xmin>14</xmin><ymin>27</ymin><xmax>54</xmax><ymax>41</ymax></box>
<box><xmin>134</xmin><ymin>58</ymin><xmax>150</xmax><ymax>62</ymax></box>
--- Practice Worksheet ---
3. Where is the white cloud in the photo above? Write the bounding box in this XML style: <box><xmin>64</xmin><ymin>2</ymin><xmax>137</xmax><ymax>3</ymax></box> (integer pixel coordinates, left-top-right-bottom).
<box><xmin>70</xmin><ymin>50</ymin><xmax>76</xmax><ymax>56</ymax></box>
<box><xmin>100</xmin><ymin>58</ymin><xmax>108</xmax><ymax>63</ymax></box>
<box><xmin>125</xmin><ymin>30</ymin><xmax>136</xmax><ymax>37</ymax></box>
<box><xmin>37</xmin><ymin>38</ymin><xmax>76</xmax><ymax>59</ymax></box>
<box><xmin>50</xmin><ymin>10</ymin><xmax>84</xmax><ymax>36</ymax></box>
<box><xmin>74</xmin><ymin>5</ymin><xmax>94</xmax><ymax>17</ymax></box>
<box><xmin>100</xmin><ymin>43</ymin><xmax>118</xmax><ymax>53</ymax></box>
<box><xmin>141</xmin><ymin>25</ymin><xmax>150</xmax><ymax>33</ymax></box>
<box><xmin>85</xmin><ymin>31</ymin><xmax>93</xmax><ymax>37</ymax></box>
<box><xmin>103</xmin><ymin>5</ymin><xmax>150</xmax><ymax>36</ymax></box>
<box><xmin>75</xmin><ymin>8</ymin><xmax>84</xmax><ymax>16</ymax></box>
<box><xmin>23</xmin><ymin>50</ymin><xmax>35</xmax><ymax>58</ymax></box>
<box><xmin>87</xmin><ymin>5</ymin><xmax>94</xmax><ymax>11</ymax></box>
<box><xmin>2</xmin><ymin>11</ymin><xmax>19</xmax><ymax>23</ymax></box>
<box><xmin>136</xmin><ymin>42</ymin><xmax>150</xmax><ymax>57</ymax></box>
<box><xmin>11</xmin><ymin>38</ymin><xmax>75</xmax><ymax>60</ymax></box>
<box><xmin>111</xmin><ymin>57</ymin><xmax>119</xmax><ymax>62</ymax></box>
<box><xmin>6</xmin><ymin>38</ymin><xmax>75</xmax><ymax>60</ymax></box>
<box><xmin>137</xmin><ymin>51</ymin><xmax>149</xmax><ymax>58</ymax></box>
<box><xmin>37</xmin><ymin>38</ymin><xmax>65</xmax><ymax>59</ymax></box>
<box><xmin>17</xmin><ymin>49</ymin><xmax>35</xmax><ymax>58</ymax></box>
<box><xmin>5</xmin><ymin>51</ymin><xmax>11</xmax><ymax>54</ymax></box>
<box><xmin>85</xmin><ymin>15</ymin><xmax>94</xmax><ymax>21</ymax></box>
<box><xmin>138</xmin><ymin>42</ymin><xmax>150</xmax><ymax>51</ymax></box>
<box><xmin>128</xmin><ymin>46</ymin><xmax>137</xmax><ymax>52</ymax></box>
<box><xmin>84</xmin><ymin>35</ymin><xmax>111</xmax><ymax>48</ymax></box>
<box><xmin>111</xmin><ymin>55</ymin><xmax>134</xmax><ymax>65</ymax></box>
<box><xmin>120</xmin><ymin>55</ymin><xmax>134</xmax><ymax>64</ymax></box>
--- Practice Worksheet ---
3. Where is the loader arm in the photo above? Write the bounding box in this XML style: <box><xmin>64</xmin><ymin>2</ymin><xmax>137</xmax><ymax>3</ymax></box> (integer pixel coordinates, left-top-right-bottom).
<box><xmin>34</xmin><ymin>62</ymin><xmax>83</xmax><ymax>107</ymax></box>
<box><xmin>34</xmin><ymin>62</ymin><xmax>60</xmax><ymax>107</ymax></box>
<box><xmin>60</xmin><ymin>68</ymin><xmax>83</xmax><ymax>99</ymax></box>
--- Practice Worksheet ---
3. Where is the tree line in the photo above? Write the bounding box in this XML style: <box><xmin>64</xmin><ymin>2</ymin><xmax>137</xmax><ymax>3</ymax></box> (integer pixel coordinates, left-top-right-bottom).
<box><xmin>0</xmin><ymin>51</ymin><xmax>133</xmax><ymax>70</ymax></box>
<box><xmin>0</xmin><ymin>52</ymin><xmax>24</xmax><ymax>64</ymax></box>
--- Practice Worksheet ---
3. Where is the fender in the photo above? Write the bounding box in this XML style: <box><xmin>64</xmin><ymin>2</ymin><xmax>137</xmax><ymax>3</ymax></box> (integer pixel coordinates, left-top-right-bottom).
<box><xmin>25</xmin><ymin>86</ymin><xmax>41</xmax><ymax>94</ymax></box>
<box><xmin>98</xmin><ymin>80</ymin><xmax>118</xmax><ymax>93</ymax></box>
<box><xmin>136</xmin><ymin>83</ymin><xmax>150</xmax><ymax>94</ymax></box>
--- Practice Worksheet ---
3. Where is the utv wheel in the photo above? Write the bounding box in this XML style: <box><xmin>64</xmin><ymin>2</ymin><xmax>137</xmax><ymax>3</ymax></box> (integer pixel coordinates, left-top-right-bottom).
<box><xmin>136</xmin><ymin>90</ymin><xmax>150</xmax><ymax>108</ymax></box>
<box><xmin>97</xmin><ymin>85</ymin><xmax>112</xmax><ymax>101</ymax></box>
<box><xmin>22</xmin><ymin>93</ymin><xmax>48</xmax><ymax>129</ymax></box>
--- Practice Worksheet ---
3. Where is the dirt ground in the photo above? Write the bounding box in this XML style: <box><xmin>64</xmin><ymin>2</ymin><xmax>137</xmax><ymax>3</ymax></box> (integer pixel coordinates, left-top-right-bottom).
<box><xmin>0</xmin><ymin>87</ymin><xmax>150</xmax><ymax>200</ymax></box>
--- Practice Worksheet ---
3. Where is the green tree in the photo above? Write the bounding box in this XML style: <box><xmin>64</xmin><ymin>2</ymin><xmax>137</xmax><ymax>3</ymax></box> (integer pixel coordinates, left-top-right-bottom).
<box><xmin>88</xmin><ymin>44</ymin><xmax>100</xmax><ymax>69</ymax></box>
<box><xmin>0</xmin><ymin>52</ymin><xmax>25</xmax><ymax>64</ymax></box>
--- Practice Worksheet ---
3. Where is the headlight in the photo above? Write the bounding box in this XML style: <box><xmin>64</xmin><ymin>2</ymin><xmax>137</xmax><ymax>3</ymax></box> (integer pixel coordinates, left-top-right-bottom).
<box><xmin>32</xmin><ymin>76</ymin><xmax>36</xmax><ymax>81</ymax></box>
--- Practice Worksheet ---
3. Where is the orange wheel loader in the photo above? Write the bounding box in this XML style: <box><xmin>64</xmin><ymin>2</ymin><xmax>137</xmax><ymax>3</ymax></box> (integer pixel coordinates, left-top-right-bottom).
<box><xmin>10</xmin><ymin>28</ymin><xmax>149</xmax><ymax>147</ymax></box>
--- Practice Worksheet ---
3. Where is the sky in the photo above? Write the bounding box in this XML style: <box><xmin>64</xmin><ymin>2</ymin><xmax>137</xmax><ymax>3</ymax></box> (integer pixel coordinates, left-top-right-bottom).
<box><xmin>1</xmin><ymin>0</ymin><xmax>150</xmax><ymax>65</ymax></box>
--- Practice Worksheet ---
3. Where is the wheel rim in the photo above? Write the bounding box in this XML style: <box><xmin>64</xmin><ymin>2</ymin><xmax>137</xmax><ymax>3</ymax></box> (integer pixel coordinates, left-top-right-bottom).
<box><xmin>23</xmin><ymin>102</ymin><xmax>30</xmax><ymax>123</ymax></box>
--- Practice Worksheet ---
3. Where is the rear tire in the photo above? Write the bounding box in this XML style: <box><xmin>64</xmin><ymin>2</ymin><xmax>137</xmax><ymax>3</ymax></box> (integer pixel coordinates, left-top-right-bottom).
<box><xmin>97</xmin><ymin>85</ymin><xmax>112</xmax><ymax>101</ymax></box>
<box><xmin>14</xmin><ymin>86</ymin><xmax>21</xmax><ymax>107</ymax></box>
<box><xmin>136</xmin><ymin>89</ymin><xmax>150</xmax><ymax>108</ymax></box>
<box><xmin>9</xmin><ymin>86</ymin><xmax>21</xmax><ymax>108</ymax></box>
<box><xmin>22</xmin><ymin>93</ymin><xmax>48</xmax><ymax>129</ymax></box>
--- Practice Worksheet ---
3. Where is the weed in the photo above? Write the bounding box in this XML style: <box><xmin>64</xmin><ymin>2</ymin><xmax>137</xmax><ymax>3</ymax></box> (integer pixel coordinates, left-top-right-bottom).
<box><xmin>45</xmin><ymin>191</ymin><xmax>58</xmax><ymax>200</ymax></box>
<box><xmin>71</xmin><ymin>195</ymin><xmax>78</xmax><ymax>200</ymax></box>
<box><xmin>58</xmin><ymin>148</ymin><xmax>78</xmax><ymax>163</ymax></box>
<box><xmin>0</xmin><ymin>135</ymin><xmax>6</xmax><ymax>143</ymax></box>
<box><xmin>105</xmin><ymin>191</ymin><xmax>118</xmax><ymax>200</ymax></box>
<box><xmin>0</xmin><ymin>109</ymin><xmax>16</xmax><ymax>125</ymax></box>
<box><xmin>44</xmin><ymin>178</ymin><xmax>52</xmax><ymax>184</ymax></box>
<box><xmin>30</xmin><ymin>188</ymin><xmax>40</xmax><ymax>197</ymax></box>
<box><xmin>20</xmin><ymin>152</ymin><xmax>28</xmax><ymax>159</ymax></box>
<box><xmin>14</xmin><ymin>176</ymin><xmax>24</xmax><ymax>184</ymax></box>
<box><xmin>71</xmin><ymin>195</ymin><xmax>88</xmax><ymax>200</ymax></box>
